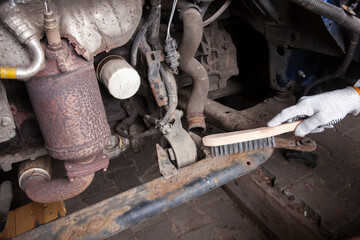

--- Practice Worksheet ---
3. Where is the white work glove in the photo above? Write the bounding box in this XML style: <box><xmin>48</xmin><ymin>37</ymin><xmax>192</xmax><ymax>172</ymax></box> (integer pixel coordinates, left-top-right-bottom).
<box><xmin>267</xmin><ymin>86</ymin><xmax>360</xmax><ymax>137</ymax></box>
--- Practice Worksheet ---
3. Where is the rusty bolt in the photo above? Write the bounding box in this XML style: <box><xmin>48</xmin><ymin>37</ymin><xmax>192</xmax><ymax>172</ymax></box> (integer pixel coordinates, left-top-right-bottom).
<box><xmin>299</xmin><ymin>137</ymin><xmax>313</xmax><ymax>146</ymax></box>
<box><xmin>1</xmin><ymin>116</ymin><xmax>11</xmax><ymax>126</ymax></box>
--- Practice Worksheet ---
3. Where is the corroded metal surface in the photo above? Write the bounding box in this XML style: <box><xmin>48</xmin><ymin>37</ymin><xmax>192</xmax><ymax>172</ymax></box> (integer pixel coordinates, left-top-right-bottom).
<box><xmin>0</xmin><ymin>0</ymin><xmax>142</xmax><ymax>65</ymax></box>
<box><xmin>25</xmin><ymin>43</ymin><xmax>110</xmax><ymax>161</ymax></box>
<box><xmin>18</xmin><ymin>155</ymin><xmax>96</xmax><ymax>203</ymax></box>
<box><xmin>275</xmin><ymin>136</ymin><xmax>317</xmax><ymax>152</ymax></box>
<box><xmin>0</xmin><ymin>81</ymin><xmax>16</xmax><ymax>143</ymax></box>
<box><xmin>156</xmin><ymin>144</ymin><xmax>178</xmax><ymax>179</ymax></box>
<box><xmin>22</xmin><ymin>173</ymin><xmax>95</xmax><ymax>203</ymax></box>
<box><xmin>186</xmin><ymin>112</ymin><xmax>206</xmax><ymax>132</ymax></box>
<box><xmin>200</xmin><ymin>23</ymin><xmax>239</xmax><ymax>89</ymax></box>
<box><xmin>145</xmin><ymin>50</ymin><xmax>168</xmax><ymax>107</ymax></box>
<box><xmin>65</xmin><ymin>153</ymin><xmax>109</xmax><ymax>178</ymax></box>
<box><xmin>15</xmin><ymin>148</ymin><xmax>273</xmax><ymax>239</ymax></box>
<box><xmin>0</xmin><ymin>146</ymin><xmax>48</xmax><ymax>172</ymax></box>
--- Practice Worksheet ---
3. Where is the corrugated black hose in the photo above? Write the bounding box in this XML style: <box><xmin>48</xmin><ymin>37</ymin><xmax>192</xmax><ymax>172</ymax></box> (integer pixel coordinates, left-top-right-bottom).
<box><xmin>291</xmin><ymin>0</ymin><xmax>360</xmax><ymax>34</ymax></box>
<box><xmin>304</xmin><ymin>32</ymin><xmax>359</xmax><ymax>95</ymax></box>
<box><xmin>131</xmin><ymin>0</ymin><xmax>161</xmax><ymax>67</ymax></box>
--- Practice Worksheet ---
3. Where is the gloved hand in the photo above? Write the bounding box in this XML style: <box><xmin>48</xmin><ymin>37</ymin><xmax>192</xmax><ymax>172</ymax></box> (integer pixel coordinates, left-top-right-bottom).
<box><xmin>267</xmin><ymin>86</ymin><xmax>360</xmax><ymax>137</ymax></box>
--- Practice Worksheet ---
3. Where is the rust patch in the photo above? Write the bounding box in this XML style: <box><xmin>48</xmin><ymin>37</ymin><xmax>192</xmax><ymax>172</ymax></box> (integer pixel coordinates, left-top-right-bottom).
<box><xmin>59</xmin><ymin>206</ymin><xmax>132</xmax><ymax>240</ymax></box>
<box><xmin>86</xmin><ymin>215</ymin><xmax>106</xmax><ymax>233</ymax></box>
<box><xmin>145</xmin><ymin>149</ymin><xmax>273</xmax><ymax>201</ymax></box>
<box><xmin>145</xmin><ymin>50</ymin><xmax>168</xmax><ymax>107</ymax></box>
<box><xmin>26</xmin><ymin>41</ymin><xmax>110</xmax><ymax>161</ymax></box>
<box><xmin>187</xmin><ymin>112</ymin><xmax>206</xmax><ymax>132</ymax></box>
<box><xmin>65</xmin><ymin>153</ymin><xmax>109</xmax><ymax>177</ymax></box>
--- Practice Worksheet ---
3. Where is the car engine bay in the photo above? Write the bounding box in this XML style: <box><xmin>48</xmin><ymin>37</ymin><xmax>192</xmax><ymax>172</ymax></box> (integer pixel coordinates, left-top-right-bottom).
<box><xmin>0</xmin><ymin>0</ymin><xmax>360</xmax><ymax>238</ymax></box>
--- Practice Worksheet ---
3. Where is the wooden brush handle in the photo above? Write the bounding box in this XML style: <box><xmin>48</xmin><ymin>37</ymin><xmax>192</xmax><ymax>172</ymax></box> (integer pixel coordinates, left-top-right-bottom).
<box><xmin>202</xmin><ymin>121</ymin><xmax>302</xmax><ymax>147</ymax></box>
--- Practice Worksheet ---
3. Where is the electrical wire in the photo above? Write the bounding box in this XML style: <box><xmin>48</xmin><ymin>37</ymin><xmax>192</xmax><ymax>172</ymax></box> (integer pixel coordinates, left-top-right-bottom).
<box><xmin>166</xmin><ymin>0</ymin><xmax>178</xmax><ymax>41</ymax></box>
<box><xmin>203</xmin><ymin>0</ymin><xmax>232</xmax><ymax>27</ymax></box>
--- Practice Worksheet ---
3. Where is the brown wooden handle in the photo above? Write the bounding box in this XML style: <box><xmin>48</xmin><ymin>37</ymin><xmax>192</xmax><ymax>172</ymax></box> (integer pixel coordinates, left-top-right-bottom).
<box><xmin>202</xmin><ymin>121</ymin><xmax>302</xmax><ymax>147</ymax></box>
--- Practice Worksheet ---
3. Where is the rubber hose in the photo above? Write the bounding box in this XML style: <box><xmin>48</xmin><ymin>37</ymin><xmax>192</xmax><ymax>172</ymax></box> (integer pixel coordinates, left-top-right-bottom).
<box><xmin>304</xmin><ymin>32</ymin><xmax>359</xmax><ymax>95</ymax></box>
<box><xmin>291</xmin><ymin>0</ymin><xmax>360</xmax><ymax>35</ymax></box>
<box><xmin>131</xmin><ymin>0</ymin><xmax>160</xmax><ymax>67</ymax></box>
<box><xmin>179</xmin><ymin>8</ymin><xmax>209</xmax><ymax>133</ymax></box>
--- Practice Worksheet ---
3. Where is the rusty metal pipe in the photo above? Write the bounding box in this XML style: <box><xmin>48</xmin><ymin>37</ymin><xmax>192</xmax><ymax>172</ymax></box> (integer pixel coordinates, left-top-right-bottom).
<box><xmin>18</xmin><ymin>156</ymin><xmax>95</xmax><ymax>203</ymax></box>
<box><xmin>23</xmin><ymin>174</ymin><xmax>94</xmax><ymax>204</ymax></box>
<box><xmin>21</xmin><ymin>41</ymin><xmax>110</xmax><ymax>203</ymax></box>
<box><xmin>179</xmin><ymin>8</ymin><xmax>209</xmax><ymax>133</ymax></box>
<box><xmin>15</xmin><ymin>148</ymin><xmax>273</xmax><ymax>239</ymax></box>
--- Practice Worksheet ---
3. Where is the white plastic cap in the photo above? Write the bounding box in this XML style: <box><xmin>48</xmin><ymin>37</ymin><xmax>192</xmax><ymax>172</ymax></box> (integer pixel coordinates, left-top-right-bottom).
<box><xmin>99</xmin><ymin>57</ymin><xmax>140</xmax><ymax>99</ymax></box>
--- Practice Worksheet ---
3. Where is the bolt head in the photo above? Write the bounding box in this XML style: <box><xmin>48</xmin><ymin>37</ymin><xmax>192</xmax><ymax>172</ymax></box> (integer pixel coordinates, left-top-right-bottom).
<box><xmin>2</xmin><ymin>116</ymin><xmax>11</xmax><ymax>126</ymax></box>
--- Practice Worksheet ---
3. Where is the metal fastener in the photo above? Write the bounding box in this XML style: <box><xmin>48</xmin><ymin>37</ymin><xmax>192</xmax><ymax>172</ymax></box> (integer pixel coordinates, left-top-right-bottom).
<box><xmin>297</xmin><ymin>70</ymin><xmax>306</xmax><ymax>78</ymax></box>
<box><xmin>1</xmin><ymin>116</ymin><xmax>11</xmax><ymax>126</ymax></box>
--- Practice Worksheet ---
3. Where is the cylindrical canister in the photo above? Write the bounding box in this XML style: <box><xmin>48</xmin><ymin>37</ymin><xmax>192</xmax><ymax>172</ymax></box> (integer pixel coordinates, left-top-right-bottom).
<box><xmin>96</xmin><ymin>55</ymin><xmax>141</xmax><ymax>100</ymax></box>
<box><xmin>26</xmin><ymin>58</ymin><xmax>110</xmax><ymax>162</ymax></box>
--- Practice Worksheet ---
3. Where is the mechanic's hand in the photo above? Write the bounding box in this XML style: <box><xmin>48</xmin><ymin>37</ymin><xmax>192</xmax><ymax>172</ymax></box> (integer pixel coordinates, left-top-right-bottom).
<box><xmin>267</xmin><ymin>87</ymin><xmax>360</xmax><ymax>137</ymax></box>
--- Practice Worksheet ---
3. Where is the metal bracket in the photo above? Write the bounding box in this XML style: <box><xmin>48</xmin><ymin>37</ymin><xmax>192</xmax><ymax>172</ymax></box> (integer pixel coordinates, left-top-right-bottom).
<box><xmin>145</xmin><ymin>50</ymin><xmax>168</xmax><ymax>107</ymax></box>
<box><xmin>0</xmin><ymin>81</ymin><xmax>16</xmax><ymax>143</ymax></box>
<box><xmin>161</xmin><ymin>110</ymin><xmax>197</xmax><ymax>168</ymax></box>
<box><xmin>0</xmin><ymin>146</ymin><xmax>48</xmax><ymax>172</ymax></box>
<box><xmin>156</xmin><ymin>144</ymin><xmax>178</xmax><ymax>179</ymax></box>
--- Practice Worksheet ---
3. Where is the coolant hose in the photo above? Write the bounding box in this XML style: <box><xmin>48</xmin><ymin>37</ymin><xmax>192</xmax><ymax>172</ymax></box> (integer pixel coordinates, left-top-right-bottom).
<box><xmin>0</xmin><ymin>7</ymin><xmax>45</xmax><ymax>80</ymax></box>
<box><xmin>291</xmin><ymin>0</ymin><xmax>360</xmax><ymax>35</ymax></box>
<box><xmin>179</xmin><ymin>7</ymin><xmax>209</xmax><ymax>133</ymax></box>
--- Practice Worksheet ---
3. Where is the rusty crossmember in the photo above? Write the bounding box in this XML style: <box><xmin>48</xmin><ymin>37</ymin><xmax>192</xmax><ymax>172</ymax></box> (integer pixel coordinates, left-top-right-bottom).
<box><xmin>15</xmin><ymin>148</ymin><xmax>273</xmax><ymax>240</ymax></box>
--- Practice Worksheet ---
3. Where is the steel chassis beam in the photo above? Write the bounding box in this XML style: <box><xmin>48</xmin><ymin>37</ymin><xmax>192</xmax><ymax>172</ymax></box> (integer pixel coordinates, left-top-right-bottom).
<box><xmin>15</xmin><ymin>148</ymin><xmax>273</xmax><ymax>240</ymax></box>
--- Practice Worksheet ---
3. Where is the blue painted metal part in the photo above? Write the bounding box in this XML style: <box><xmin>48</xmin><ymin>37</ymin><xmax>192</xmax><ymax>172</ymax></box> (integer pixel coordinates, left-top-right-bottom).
<box><xmin>275</xmin><ymin>49</ymin><xmax>323</xmax><ymax>89</ymax></box>
<box><xmin>321</xmin><ymin>0</ymin><xmax>346</xmax><ymax>53</ymax></box>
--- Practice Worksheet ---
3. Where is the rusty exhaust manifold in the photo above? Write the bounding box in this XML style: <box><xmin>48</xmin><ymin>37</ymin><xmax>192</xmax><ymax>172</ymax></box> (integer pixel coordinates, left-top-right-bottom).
<box><xmin>19</xmin><ymin>40</ymin><xmax>110</xmax><ymax>203</ymax></box>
